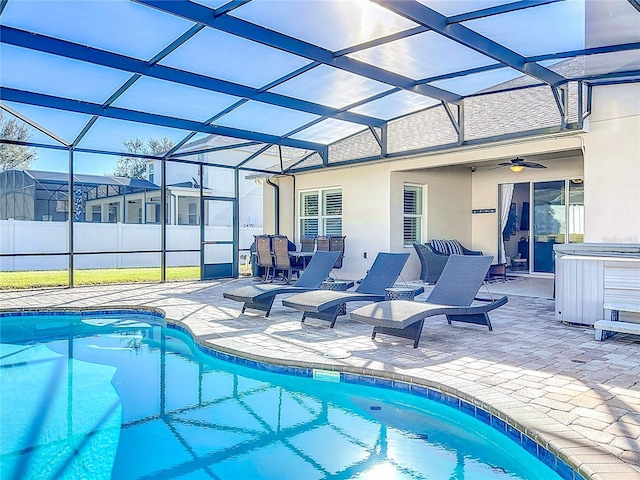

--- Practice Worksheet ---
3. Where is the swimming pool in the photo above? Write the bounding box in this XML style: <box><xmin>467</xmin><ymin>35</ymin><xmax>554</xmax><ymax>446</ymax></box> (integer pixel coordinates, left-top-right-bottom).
<box><xmin>0</xmin><ymin>310</ymin><xmax>576</xmax><ymax>479</ymax></box>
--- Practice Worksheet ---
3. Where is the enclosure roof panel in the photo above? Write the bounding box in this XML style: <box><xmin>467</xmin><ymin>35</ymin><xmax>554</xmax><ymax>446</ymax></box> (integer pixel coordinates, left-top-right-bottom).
<box><xmin>0</xmin><ymin>0</ymin><xmax>638</xmax><ymax>172</ymax></box>
<box><xmin>228</xmin><ymin>0</ymin><xmax>419</xmax><ymax>51</ymax></box>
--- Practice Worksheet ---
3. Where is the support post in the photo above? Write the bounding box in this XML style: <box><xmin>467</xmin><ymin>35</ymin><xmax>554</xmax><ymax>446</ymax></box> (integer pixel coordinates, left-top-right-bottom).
<box><xmin>199</xmin><ymin>164</ymin><xmax>204</xmax><ymax>281</ymax></box>
<box><xmin>161</xmin><ymin>157</ymin><xmax>167</xmax><ymax>282</ymax></box>
<box><xmin>233</xmin><ymin>167</ymin><xmax>240</xmax><ymax>278</ymax></box>
<box><xmin>68</xmin><ymin>148</ymin><xmax>74</xmax><ymax>287</ymax></box>
<box><xmin>551</xmin><ymin>84</ymin><xmax>569</xmax><ymax>129</ymax></box>
<box><xmin>441</xmin><ymin>101</ymin><xmax>462</xmax><ymax>143</ymax></box>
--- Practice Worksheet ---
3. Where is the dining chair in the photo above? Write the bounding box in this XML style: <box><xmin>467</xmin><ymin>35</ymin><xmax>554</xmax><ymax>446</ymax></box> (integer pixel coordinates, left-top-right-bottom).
<box><xmin>255</xmin><ymin>235</ymin><xmax>274</xmax><ymax>282</ymax></box>
<box><xmin>316</xmin><ymin>236</ymin><xmax>330</xmax><ymax>251</ymax></box>
<box><xmin>300</xmin><ymin>236</ymin><xmax>316</xmax><ymax>252</ymax></box>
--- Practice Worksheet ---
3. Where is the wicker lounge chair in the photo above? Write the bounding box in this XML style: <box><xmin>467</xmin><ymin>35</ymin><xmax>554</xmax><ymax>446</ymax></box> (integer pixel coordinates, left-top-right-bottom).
<box><xmin>223</xmin><ymin>251</ymin><xmax>341</xmax><ymax>317</ymax></box>
<box><xmin>282</xmin><ymin>252</ymin><xmax>410</xmax><ymax>328</ymax></box>
<box><xmin>413</xmin><ymin>243</ymin><xmax>449</xmax><ymax>284</ymax></box>
<box><xmin>350</xmin><ymin>255</ymin><xmax>508</xmax><ymax>348</ymax></box>
<box><xmin>414</xmin><ymin>241</ymin><xmax>483</xmax><ymax>283</ymax></box>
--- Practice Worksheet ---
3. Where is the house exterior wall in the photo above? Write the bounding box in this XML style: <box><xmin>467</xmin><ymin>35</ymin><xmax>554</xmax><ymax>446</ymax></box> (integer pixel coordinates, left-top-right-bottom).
<box><xmin>261</xmin><ymin>84</ymin><xmax>637</xmax><ymax>281</ymax></box>
<box><xmin>582</xmin><ymin>83</ymin><xmax>640</xmax><ymax>243</ymax></box>
<box><xmin>390</xmin><ymin>168</ymin><xmax>472</xmax><ymax>279</ymax></box>
<box><xmin>266</xmin><ymin>136</ymin><xmax>585</xmax><ymax>280</ymax></box>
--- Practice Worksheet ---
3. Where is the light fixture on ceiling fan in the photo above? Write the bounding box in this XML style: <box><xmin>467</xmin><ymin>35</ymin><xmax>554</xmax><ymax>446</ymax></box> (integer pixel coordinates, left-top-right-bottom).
<box><xmin>494</xmin><ymin>157</ymin><xmax>547</xmax><ymax>172</ymax></box>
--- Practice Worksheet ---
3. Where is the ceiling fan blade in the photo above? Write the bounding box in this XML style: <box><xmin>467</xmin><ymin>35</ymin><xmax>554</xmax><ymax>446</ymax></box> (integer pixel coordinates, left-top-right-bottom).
<box><xmin>523</xmin><ymin>162</ymin><xmax>546</xmax><ymax>169</ymax></box>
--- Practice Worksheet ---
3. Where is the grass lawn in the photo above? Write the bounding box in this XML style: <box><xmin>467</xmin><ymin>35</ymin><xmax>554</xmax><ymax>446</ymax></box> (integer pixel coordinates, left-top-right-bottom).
<box><xmin>0</xmin><ymin>266</ymin><xmax>201</xmax><ymax>290</ymax></box>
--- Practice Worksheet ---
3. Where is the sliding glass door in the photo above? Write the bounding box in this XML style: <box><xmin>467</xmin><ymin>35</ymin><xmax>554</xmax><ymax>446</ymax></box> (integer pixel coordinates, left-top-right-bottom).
<box><xmin>501</xmin><ymin>179</ymin><xmax>584</xmax><ymax>275</ymax></box>
<box><xmin>532</xmin><ymin>181</ymin><xmax>566</xmax><ymax>273</ymax></box>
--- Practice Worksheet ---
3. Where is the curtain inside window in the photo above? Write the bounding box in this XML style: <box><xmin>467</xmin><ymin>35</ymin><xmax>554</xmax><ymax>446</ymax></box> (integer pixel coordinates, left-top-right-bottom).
<box><xmin>499</xmin><ymin>183</ymin><xmax>514</xmax><ymax>264</ymax></box>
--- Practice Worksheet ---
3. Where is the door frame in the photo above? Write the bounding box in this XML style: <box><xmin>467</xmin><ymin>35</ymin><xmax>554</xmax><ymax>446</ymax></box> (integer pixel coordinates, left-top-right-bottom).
<box><xmin>200</xmin><ymin>195</ymin><xmax>238</xmax><ymax>280</ymax></box>
<box><xmin>498</xmin><ymin>178</ymin><xmax>584</xmax><ymax>275</ymax></box>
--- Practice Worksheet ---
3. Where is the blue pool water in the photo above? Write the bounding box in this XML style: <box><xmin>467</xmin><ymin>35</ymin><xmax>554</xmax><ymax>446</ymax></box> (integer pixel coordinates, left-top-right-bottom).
<box><xmin>0</xmin><ymin>311</ymin><xmax>571</xmax><ymax>480</ymax></box>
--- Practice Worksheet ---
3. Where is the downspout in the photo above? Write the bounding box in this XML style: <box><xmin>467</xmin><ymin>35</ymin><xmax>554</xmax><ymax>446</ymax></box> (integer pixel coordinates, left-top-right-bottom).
<box><xmin>265</xmin><ymin>143</ymin><xmax>297</xmax><ymax>237</ymax></box>
<box><xmin>265</xmin><ymin>177</ymin><xmax>279</xmax><ymax>234</ymax></box>
<box><xmin>266</xmin><ymin>174</ymin><xmax>296</xmax><ymax>238</ymax></box>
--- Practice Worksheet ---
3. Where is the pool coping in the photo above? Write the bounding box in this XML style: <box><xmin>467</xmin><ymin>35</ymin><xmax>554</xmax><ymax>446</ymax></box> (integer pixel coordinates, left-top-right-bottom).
<box><xmin>0</xmin><ymin>305</ymin><xmax>592</xmax><ymax>480</ymax></box>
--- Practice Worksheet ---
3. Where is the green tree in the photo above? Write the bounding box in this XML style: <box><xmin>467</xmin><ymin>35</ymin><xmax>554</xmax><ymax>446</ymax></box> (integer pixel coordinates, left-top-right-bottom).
<box><xmin>113</xmin><ymin>137</ymin><xmax>174</xmax><ymax>179</ymax></box>
<box><xmin>0</xmin><ymin>110</ymin><xmax>38</xmax><ymax>170</ymax></box>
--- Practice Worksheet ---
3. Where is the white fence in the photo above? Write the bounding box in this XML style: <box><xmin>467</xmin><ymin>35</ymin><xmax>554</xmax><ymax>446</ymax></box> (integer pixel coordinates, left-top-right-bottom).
<box><xmin>0</xmin><ymin>219</ymin><xmax>262</xmax><ymax>271</ymax></box>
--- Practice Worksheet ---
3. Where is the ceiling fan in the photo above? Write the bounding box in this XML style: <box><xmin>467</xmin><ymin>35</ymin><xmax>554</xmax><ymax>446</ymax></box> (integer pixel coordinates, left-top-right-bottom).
<box><xmin>494</xmin><ymin>157</ymin><xmax>547</xmax><ymax>172</ymax></box>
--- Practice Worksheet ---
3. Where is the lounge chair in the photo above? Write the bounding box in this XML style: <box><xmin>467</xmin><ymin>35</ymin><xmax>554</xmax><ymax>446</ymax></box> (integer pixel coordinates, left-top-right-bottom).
<box><xmin>413</xmin><ymin>243</ymin><xmax>449</xmax><ymax>284</ymax></box>
<box><xmin>223</xmin><ymin>251</ymin><xmax>341</xmax><ymax>317</ymax></box>
<box><xmin>350</xmin><ymin>255</ymin><xmax>508</xmax><ymax>348</ymax></box>
<box><xmin>414</xmin><ymin>241</ymin><xmax>483</xmax><ymax>283</ymax></box>
<box><xmin>282</xmin><ymin>252</ymin><xmax>410</xmax><ymax>328</ymax></box>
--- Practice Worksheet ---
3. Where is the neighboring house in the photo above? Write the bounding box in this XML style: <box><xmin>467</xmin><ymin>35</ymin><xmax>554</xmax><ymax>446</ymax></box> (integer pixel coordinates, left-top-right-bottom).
<box><xmin>0</xmin><ymin>134</ymin><xmax>265</xmax><ymax>228</ymax></box>
<box><xmin>0</xmin><ymin>169</ymin><xmax>159</xmax><ymax>223</ymax></box>
<box><xmin>0</xmin><ymin>168</ymin><xmax>204</xmax><ymax>225</ymax></box>
<box><xmin>144</xmin><ymin>134</ymin><xmax>266</xmax><ymax>228</ymax></box>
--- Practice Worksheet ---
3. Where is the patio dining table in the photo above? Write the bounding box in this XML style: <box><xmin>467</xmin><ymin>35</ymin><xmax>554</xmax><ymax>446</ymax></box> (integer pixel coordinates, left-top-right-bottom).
<box><xmin>288</xmin><ymin>251</ymin><xmax>314</xmax><ymax>269</ymax></box>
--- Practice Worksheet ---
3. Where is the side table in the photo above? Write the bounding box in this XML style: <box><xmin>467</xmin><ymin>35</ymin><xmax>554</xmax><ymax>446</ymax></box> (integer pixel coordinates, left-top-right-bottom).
<box><xmin>321</xmin><ymin>280</ymin><xmax>353</xmax><ymax>315</ymax></box>
<box><xmin>385</xmin><ymin>287</ymin><xmax>418</xmax><ymax>301</ymax></box>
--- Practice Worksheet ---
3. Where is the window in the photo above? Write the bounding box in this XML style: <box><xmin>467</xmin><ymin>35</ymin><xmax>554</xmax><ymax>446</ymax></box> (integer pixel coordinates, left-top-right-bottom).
<box><xmin>299</xmin><ymin>188</ymin><xmax>342</xmax><ymax>237</ymax></box>
<box><xmin>108</xmin><ymin>203</ymin><xmax>119</xmax><ymax>223</ymax></box>
<box><xmin>92</xmin><ymin>205</ymin><xmax>101</xmax><ymax>222</ymax></box>
<box><xmin>146</xmin><ymin>203</ymin><xmax>159</xmax><ymax>224</ymax></box>
<box><xmin>403</xmin><ymin>184</ymin><xmax>422</xmax><ymax>246</ymax></box>
<box><xmin>148</xmin><ymin>164</ymin><xmax>154</xmax><ymax>184</ymax></box>
<box><xmin>188</xmin><ymin>202</ymin><xmax>198</xmax><ymax>225</ymax></box>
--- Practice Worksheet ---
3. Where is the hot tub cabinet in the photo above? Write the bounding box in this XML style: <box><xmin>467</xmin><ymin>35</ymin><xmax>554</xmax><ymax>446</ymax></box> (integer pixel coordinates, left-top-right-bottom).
<box><xmin>554</xmin><ymin>244</ymin><xmax>640</xmax><ymax>327</ymax></box>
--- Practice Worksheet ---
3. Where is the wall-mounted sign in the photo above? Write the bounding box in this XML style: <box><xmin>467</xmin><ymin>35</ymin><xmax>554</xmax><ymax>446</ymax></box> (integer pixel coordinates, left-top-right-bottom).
<box><xmin>472</xmin><ymin>208</ymin><xmax>496</xmax><ymax>214</ymax></box>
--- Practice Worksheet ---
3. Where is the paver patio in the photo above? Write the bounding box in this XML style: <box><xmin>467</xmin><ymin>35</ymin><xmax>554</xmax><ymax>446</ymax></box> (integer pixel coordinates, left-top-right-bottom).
<box><xmin>2</xmin><ymin>278</ymin><xmax>639</xmax><ymax>480</ymax></box>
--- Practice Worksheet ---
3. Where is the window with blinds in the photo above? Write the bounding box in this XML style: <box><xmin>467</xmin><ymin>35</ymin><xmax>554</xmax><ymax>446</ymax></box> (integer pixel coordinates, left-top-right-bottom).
<box><xmin>299</xmin><ymin>188</ymin><xmax>342</xmax><ymax>237</ymax></box>
<box><xmin>404</xmin><ymin>184</ymin><xmax>423</xmax><ymax>246</ymax></box>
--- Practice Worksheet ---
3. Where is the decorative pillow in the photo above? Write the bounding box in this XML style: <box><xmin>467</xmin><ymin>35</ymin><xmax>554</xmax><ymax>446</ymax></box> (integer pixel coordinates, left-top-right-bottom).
<box><xmin>447</xmin><ymin>239</ymin><xmax>464</xmax><ymax>255</ymax></box>
<box><xmin>430</xmin><ymin>239</ymin><xmax>449</xmax><ymax>254</ymax></box>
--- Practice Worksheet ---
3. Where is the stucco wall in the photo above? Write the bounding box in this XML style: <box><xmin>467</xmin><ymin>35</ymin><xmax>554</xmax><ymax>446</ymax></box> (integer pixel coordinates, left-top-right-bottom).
<box><xmin>282</xmin><ymin>164</ymin><xmax>392</xmax><ymax>280</ymax></box>
<box><xmin>390</xmin><ymin>168</ymin><xmax>472</xmax><ymax>279</ymax></box>
<box><xmin>582</xmin><ymin>84</ymin><xmax>640</xmax><ymax>243</ymax></box>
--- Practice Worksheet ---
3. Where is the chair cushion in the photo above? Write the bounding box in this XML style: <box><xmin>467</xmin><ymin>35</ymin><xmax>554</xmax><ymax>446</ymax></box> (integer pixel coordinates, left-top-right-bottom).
<box><xmin>430</xmin><ymin>239</ymin><xmax>465</xmax><ymax>255</ymax></box>
<box><xmin>430</xmin><ymin>239</ymin><xmax>449</xmax><ymax>254</ymax></box>
<box><xmin>447</xmin><ymin>239</ymin><xmax>464</xmax><ymax>255</ymax></box>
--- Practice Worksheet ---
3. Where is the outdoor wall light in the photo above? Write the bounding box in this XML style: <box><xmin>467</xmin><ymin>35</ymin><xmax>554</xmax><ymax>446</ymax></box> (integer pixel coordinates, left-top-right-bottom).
<box><xmin>509</xmin><ymin>165</ymin><xmax>525</xmax><ymax>172</ymax></box>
